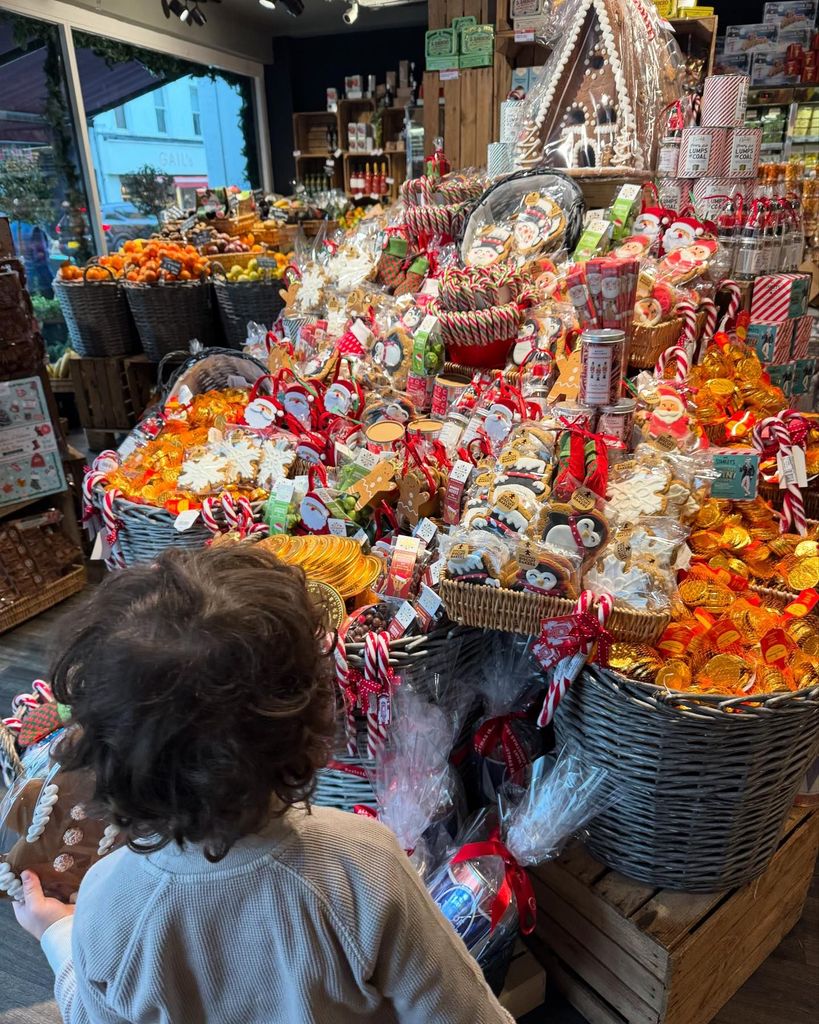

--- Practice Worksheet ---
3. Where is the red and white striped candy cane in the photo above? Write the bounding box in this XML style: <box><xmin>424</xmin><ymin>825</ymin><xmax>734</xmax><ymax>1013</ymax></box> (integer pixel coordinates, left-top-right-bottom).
<box><xmin>1</xmin><ymin>718</ymin><xmax>21</xmax><ymax>733</ymax></box>
<box><xmin>675</xmin><ymin>299</ymin><xmax>699</xmax><ymax>355</ymax></box>
<box><xmin>200</xmin><ymin>497</ymin><xmax>221</xmax><ymax>535</ymax></box>
<box><xmin>334</xmin><ymin>632</ymin><xmax>357</xmax><ymax>756</ymax></box>
<box><xmin>236</xmin><ymin>496</ymin><xmax>268</xmax><ymax>536</ymax></box>
<box><xmin>697</xmin><ymin>296</ymin><xmax>718</xmax><ymax>356</ymax></box>
<box><xmin>101</xmin><ymin>487</ymin><xmax>127</xmax><ymax>569</ymax></box>
<box><xmin>655</xmin><ymin>344</ymin><xmax>690</xmax><ymax>384</ymax></box>
<box><xmin>220</xmin><ymin>493</ymin><xmax>241</xmax><ymax>531</ymax></box>
<box><xmin>11</xmin><ymin>692</ymin><xmax>40</xmax><ymax>714</ymax></box>
<box><xmin>363</xmin><ymin>630</ymin><xmax>391</xmax><ymax>761</ymax></box>
<box><xmin>718</xmin><ymin>278</ymin><xmax>741</xmax><ymax>331</ymax></box>
<box><xmin>753</xmin><ymin>414</ymin><xmax>807</xmax><ymax>535</ymax></box>
<box><xmin>32</xmin><ymin>680</ymin><xmax>53</xmax><ymax>702</ymax></box>
<box><xmin>538</xmin><ymin>592</ymin><xmax>613</xmax><ymax>727</ymax></box>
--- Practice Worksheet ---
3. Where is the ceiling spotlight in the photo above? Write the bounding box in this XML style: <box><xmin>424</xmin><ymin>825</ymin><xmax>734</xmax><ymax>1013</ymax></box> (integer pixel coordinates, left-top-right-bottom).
<box><xmin>259</xmin><ymin>0</ymin><xmax>277</xmax><ymax>8</ymax></box>
<box><xmin>190</xmin><ymin>4</ymin><xmax>207</xmax><ymax>23</ymax></box>
<box><xmin>279</xmin><ymin>0</ymin><xmax>304</xmax><ymax>15</ymax></box>
<box><xmin>179</xmin><ymin>5</ymin><xmax>191</xmax><ymax>22</ymax></box>
<box><xmin>343</xmin><ymin>1</ymin><xmax>359</xmax><ymax>24</ymax></box>
<box><xmin>165</xmin><ymin>0</ymin><xmax>186</xmax><ymax>17</ymax></box>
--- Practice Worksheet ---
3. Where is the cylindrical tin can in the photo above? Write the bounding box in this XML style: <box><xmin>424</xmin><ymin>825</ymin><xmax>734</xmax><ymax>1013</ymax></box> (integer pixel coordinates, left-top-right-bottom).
<box><xmin>723</xmin><ymin>127</ymin><xmax>761</xmax><ymax>178</ymax></box>
<box><xmin>657</xmin><ymin>177</ymin><xmax>694</xmax><ymax>210</ymax></box>
<box><xmin>701</xmin><ymin>74</ymin><xmax>750</xmax><ymax>128</ymax></box>
<box><xmin>430</xmin><ymin>372</ymin><xmax>470</xmax><ymax>419</ymax></box>
<box><xmin>405</xmin><ymin>372</ymin><xmax>435</xmax><ymax>412</ymax></box>
<box><xmin>597</xmin><ymin>397</ymin><xmax>637</xmax><ymax>450</ymax></box>
<box><xmin>692</xmin><ymin>178</ymin><xmax>748</xmax><ymax>219</ymax></box>
<box><xmin>365</xmin><ymin>420</ymin><xmax>406</xmax><ymax>453</ymax></box>
<box><xmin>657</xmin><ymin>136</ymin><xmax>681</xmax><ymax>176</ymax></box>
<box><xmin>579</xmin><ymin>329</ymin><xmax>625</xmax><ymax>407</ymax></box>
<box><xmin>407</xmin><ymin>417</ymin><xmax>443</xmax><ymax>454</ymax></box>
<box><xmin>678</xmin><ymin>126</ymin><xmax>728</xmax><ymax>177</ymax></box>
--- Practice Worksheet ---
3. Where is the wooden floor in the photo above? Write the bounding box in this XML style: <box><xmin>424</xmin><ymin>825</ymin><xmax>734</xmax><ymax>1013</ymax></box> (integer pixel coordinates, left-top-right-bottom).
<box><xmin>0</xmin><ymin>593</ymin><xmax>817</xmax><ymax>1023</ymax></box>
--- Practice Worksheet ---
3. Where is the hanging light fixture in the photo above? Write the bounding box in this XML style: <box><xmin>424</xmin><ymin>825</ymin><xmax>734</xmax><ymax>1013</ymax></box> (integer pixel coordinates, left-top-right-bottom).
<box><xmin>161</xmin><ymin>0</ymin><xmax>220</xmax><ymax>26</ymax></box>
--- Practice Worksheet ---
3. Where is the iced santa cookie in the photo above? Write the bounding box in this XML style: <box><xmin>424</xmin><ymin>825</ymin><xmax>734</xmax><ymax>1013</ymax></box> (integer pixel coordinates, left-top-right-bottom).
<box><xmin>512</xmin><ymin>193</ymin><xmax>566</xmax><ymax>255</ymax></box>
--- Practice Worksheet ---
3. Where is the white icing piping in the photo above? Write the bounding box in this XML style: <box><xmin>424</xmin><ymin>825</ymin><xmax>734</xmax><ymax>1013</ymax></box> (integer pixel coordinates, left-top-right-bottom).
<box><xmin>25</xmin><ymin>783</ymin><xmax>59</xmax><ymax>843</ymax></box>
<box><xmin>97</xmin><ymin>823</ymin><xmax>121</xmax><ymax>856</ymax></box>
<box><xmin>0</xmin><ymin>862</ymin><xmax>23</xmax><ymax>900</ymax></box>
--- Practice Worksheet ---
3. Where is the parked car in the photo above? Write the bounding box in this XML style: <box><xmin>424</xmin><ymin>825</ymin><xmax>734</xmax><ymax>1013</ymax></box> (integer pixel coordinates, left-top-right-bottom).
<box><xmin>100</xmin><ymin>202</ymin><xmax>158</xmax><ymax>250</ymax></box>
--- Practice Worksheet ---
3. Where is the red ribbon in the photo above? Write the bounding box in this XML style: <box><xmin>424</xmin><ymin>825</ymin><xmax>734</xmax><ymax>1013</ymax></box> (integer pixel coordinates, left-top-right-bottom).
<box><xmin>532</xmin><ymin>610</ymin><xmax>612</xmax><ymax>672</ymax></box>
<box><xmin>352</xmin><ymin>804</ymin><xmax>378</xmax><ymax>818</ymax></box>
<box><xmin>451</xmin><ymin>832</ymin><xmax>537</xmax><ymax>935</ymax></box>
<box><xmin>473</xmin><ymin>713</ymin><xmax>530</xmax><ymax>776</ymax></box>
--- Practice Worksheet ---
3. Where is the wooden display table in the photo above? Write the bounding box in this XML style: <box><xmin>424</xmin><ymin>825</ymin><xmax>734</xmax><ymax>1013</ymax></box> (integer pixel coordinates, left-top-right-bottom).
<box><xmin>527</xmin><ymin>808</ymin><xmax>818</xmax><ymax>1024</ymax></box>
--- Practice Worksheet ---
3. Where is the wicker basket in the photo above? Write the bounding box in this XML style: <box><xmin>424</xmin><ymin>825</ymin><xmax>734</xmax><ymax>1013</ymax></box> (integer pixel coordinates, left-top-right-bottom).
<box><xmin>54</xmin><ymin>267</ymin><xmax>140</xmax><ymax>357</ymax></box>
<box><xmin>439</xmin><ymin>573</ymin><xmax>670</xmax><ymax>644</ymax></box>
<box><xmin>0</xmin><ymin>565</ymin><xmax>87</xmax><ymax>635</ymax></box>
<box><xmin>211</xmin><ymin>214</ymin><xmax>256</xmax><ymax>238</ymax></box>
<box><xmin>345</xmin><ymin>624</ymin><xmax>488</xmax><ymax>686</ymax></box>
<box><xmin>124</xmin><ymin>280</ymin><xmax>219</xmax><ymax>361</ymax></box>
<box><xmin>212</xmin><ymin>278</ymin><xmax>285</xmax><ymax>349</ymax></box>
<box><xmin>205</xmin><ymin>251</ymin><xmax>258</xmax><ymax>273</ymax></box>
<box><xmin>628</xmin><ymin>311</ymin><xmax>707</xmax><ymax>369</ymax></box>
<box><xmin>160</xmin><ymin>347</ymin><xmax>272</xmax><ymax>404</ymax></box>
<box><xmin>555</xmin><ymin>665</ymin><xmax>819</xmax><ymax>891</ymax></box>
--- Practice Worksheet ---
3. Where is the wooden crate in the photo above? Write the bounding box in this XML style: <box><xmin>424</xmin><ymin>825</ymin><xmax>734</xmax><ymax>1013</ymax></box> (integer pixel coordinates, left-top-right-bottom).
<box><xmin>69</xmin><ymin>355</ymin><xmax>156</xmax><ymax>450</ymax></box>
<box><xmin>526</xmin><ymin>808</ymin><xmax>819</xmax><ymax>1024</ymax></box>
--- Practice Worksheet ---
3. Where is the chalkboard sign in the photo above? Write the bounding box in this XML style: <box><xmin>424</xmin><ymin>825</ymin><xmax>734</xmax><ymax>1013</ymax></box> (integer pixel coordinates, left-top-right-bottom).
<box><xmin>190</xmin><ymin>230</ymin><xmax>211</xmax><ymax>248</ymax></box>
<box><xmin>228</xmin><ymin>194</ymin><xmax>240</xmax><ymax>211</ymax></box>
<box><xmin>180</xmin><ymin>214</ymin><xmax>198</xmax><ymax>233</ymax></box>
<box><xmin>160</xmin><ymin>257</ymin><xmax>183</xmax><ymax>276</ymax></box>
<box><xmin>257</xmin><ymin>256</ymin><xmax>278</xmax><ymax>270</ymax></box>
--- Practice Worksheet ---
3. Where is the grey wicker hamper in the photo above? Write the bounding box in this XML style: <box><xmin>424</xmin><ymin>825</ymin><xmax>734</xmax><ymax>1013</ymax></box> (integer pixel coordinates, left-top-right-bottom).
<box><xmin>54</xmin><ymin>270</ymin><xmax>140</xmax><ymax>357</ymax></box>
<box><xmin>212</xmin><ymin>277</ymin><xmax>285</xmax><ymax>350</ymax></box>
<box><xmin>124</xmin><ymin>280</ymin><xmax>219</xmax><ymax>361</ymax></box>
<box><xmin>554</xmin><ymin>665</ymin><xmax>819</xmax><ymax>892</ymax></box>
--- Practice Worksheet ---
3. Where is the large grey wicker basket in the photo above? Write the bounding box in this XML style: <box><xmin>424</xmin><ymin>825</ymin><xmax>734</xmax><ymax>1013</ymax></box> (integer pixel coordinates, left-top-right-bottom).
<box><xmin>94</xmin><ymin>349</ymin><xmax>273</xmax><ymax>567</ymax></box>
<box><xmin>54</xmin><ymin>269</ymin><xmax>140</xmax><ymax>357</ymax></box>
<box><xmin>555</xmin><ymin>665</ymin><xmax>819</xmax><ymax>892</ymax></box>
<box><xmin>212</xmin><ymin>277</ymin><xmax>285</xmax><ymax>349</ymax></box>
<box><xmin>124</xmin><ymin>280</ymin><xmax>219</xmax><ymax>361</ymax></box>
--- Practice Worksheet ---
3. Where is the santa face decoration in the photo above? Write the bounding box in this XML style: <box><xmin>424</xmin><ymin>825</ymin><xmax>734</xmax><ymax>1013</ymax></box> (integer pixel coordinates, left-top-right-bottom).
<box><xmin>647</xmin><ymin>386</ymin><xmax>691</xmax><ymax>441</ymax></box>
<box><xmin>244</xmin><ymin>397</ymin><xmax>279</xmax><ymax>431</ymax></box>
<box><xmin>466</xmin><ymin>226</ymin><xmax>512</xmax><ymax>268</ymax></box>
<box><xmin>281</xmin><ymin>388</ymin><xmax>312</xmax><ymax>428</ymax></box>
<box><xmin>614</xmin><ymin>234</ymin><xmax>652</xmax><ymax>259</ymax></box>
<box><xmin>299</xmin><ymin>492</ymin><xmax>331</xmax><ymax>533</ymax></box>
<box><xmin>483</xmin><ymin>403</ymin><xmax>515</xmax><ymax>447</ymax></box>
<box><xmin>324</xmin><ymin>382</ymin><xmax>357</xmax><ymax>417</ymax></box>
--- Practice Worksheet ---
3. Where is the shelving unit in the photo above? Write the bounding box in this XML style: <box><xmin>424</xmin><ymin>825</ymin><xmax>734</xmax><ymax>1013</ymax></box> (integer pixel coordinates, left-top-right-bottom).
<box><xmin>291</xmin><ymin>102</ymin><xmax>410</xmax><ymax>200</ymax></box>
<box><xmin>747</xmin><ymin>85</ymin><xmax>819</xmax><ymax>160</ymax></box>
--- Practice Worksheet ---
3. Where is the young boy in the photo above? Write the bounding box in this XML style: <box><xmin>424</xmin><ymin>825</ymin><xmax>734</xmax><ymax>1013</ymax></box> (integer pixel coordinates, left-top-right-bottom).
<box><xmin>14</xmin><ymin>545</ymin><xmax>514</xmax><ymax>1023</ymax></box>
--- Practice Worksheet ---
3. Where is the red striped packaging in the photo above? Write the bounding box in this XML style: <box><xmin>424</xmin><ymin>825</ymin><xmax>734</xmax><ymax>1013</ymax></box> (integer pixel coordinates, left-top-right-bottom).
<box><xmin>692</xmin><ymin>177</ymin><xmax>748</xmax><ymax>219</ymax></box>
<box><xmin>792</xmin><ymin>314</ymin><xmax>813</xmax><ymax>359</ymax></box>
<box><xmin>701</xmin><ymin>74</ymin><xmax>750</xmax><ymax>127</ymax></box>
<box><xmin>678</xmin><ymin>127</ymin><xmax>728</xmax><ymax>177</ymax></box>
<box><xmin>750</xmin><ymin>273</ymin><xmax>812</xmax><ymax>324</ymax></box>
<box><xmin>723</xmin><ymin>127</ymin><xmax>761</xmax><ymax>178</ymax></box>
<box><xmin>747</xmin><ymin>320</ymin><xmax>793</xmax><ymax>364</ymax></box>
<box><xmin>657</xmin><ymin>177</ymin><xmax>693</xmax><ymax>210</ymax></box>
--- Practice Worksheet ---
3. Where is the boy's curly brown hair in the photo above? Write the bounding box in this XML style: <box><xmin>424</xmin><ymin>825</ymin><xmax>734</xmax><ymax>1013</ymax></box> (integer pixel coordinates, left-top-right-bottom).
<box><xmin>51</xmin><ymin>544</ymin><xmax>335</xmax><ymax>861</ymax></box>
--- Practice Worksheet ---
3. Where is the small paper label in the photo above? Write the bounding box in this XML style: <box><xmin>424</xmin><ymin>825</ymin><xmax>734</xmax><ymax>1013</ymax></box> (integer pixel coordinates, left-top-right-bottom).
<box><xmin>777</xmin><ymin>449</ymin><xmax>797</xmax><ymax>488</ymax></box>
<box><xmin>413</xmin><ymin>517</ymin><xmax>438</xmax><ymax>545</ymax></box>
<box><xmin>190</xmin><ymin>230</ymin><xmax>211</xmax><ymax>248</ymax></box>
<box><xmin>293</xmin><ymin>149</ymin><xmax>302</xmax><ymax>157</ymax></box>
<box><xmin>327</xmin><ymin>518</ymin><xmax>348</xmax><ymax>536</ymax></box>
<box><xmin>174</xmin><ymin>509</ymin><xmax>200</xmax><ymax>533</ymax></box>
<box><xmin>356</xmin><ymin>449</ymin><xmax>379</xmax><ymax>470</ymax></box>
<box><xmin>424</xmin><ymin>557</ymin><xmax>444</xmax><ymax>587</ymax></box>
<box><xmin>90</xmin><ymin>530</ymin><xmax>112</xmax><ymax>562</ymax></box>
<box><xmin>443</xmin><ymin>459</ymin><xmax>472</xmax><ymax>525</ymax></box>
<box><xmin>350</xmin><ymin>319</ymin><xmax>374</xmax><ymax>345</ymax></box>
<box><xmin>353</xmin><ymin>528</ymin><xmax>369</xmax><ymax>546</ymax></box>
<box><xmin>414</xmin><ymin>582</ymin><xmax>442</xmax><ymax>632</ymax></box>
<box><xmin>440</xmin><ymin>69</ymin><xmax>459</xmax><ymax>81</ymax></box>
<box><xmin>117</xmin><ymin>433</ymin><xmax>139</xmax><ymax>459</ymax></box>
<box><xmin>386</xmin><ymin>177</ymin><xmax>395</xmax><ymax>185</ymax></box>
<box><xmin>791</xmin><ymin>446</ymin><xmax>809</xmax><ymax>489</ymax></box>
<box><xmin>334</xmin><ymin>148</ymin><xmax>342</xmax><ymax>158</ymax></box>
<box><xmin>514</xmin><ymin>29</ymin><xmax>535</xmax><ymax>41</ymax></box>
<box><xmin>388</xmin><ymin>600</ymin><xmax>417</xmax><ymax>639</ymax></box>
<box><xmin>257</xmin><ymin>256</ymin><xmax>278</xmax><ymax>269</ymax></box>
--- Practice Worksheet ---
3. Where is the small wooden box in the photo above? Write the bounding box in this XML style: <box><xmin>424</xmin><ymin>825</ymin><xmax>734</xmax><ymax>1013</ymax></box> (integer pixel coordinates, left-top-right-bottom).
<box><xmin>69</xmin><ymin>354</ymin><xmax>156</xmax><ymax>448</ymax></box>
<box><xmin>527</xmin><ymin>808</ymin><xmax>818</xmax><ymax>1024</ymax></box>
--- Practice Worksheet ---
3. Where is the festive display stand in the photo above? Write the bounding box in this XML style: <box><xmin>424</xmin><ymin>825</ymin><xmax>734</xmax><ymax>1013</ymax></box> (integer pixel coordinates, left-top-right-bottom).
<box><xmin>527</xmin><ymin>808</ymin><xmax>818</xmax><ymax>1024</ymax></box>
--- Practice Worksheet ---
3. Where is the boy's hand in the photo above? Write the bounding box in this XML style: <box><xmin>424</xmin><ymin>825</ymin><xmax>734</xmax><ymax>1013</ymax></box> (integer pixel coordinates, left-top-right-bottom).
<box><xmin>12</xmin><ymin>871</ymin><xmax>75</xmax><ymax>940</ymax></box>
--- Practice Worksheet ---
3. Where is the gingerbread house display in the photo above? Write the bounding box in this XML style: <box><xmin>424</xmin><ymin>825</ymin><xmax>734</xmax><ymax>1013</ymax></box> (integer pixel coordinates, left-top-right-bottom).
<box><xmin>515</xmin><ymin>0</ymin><xmax>682</xmax><ymax>175</ymax></box>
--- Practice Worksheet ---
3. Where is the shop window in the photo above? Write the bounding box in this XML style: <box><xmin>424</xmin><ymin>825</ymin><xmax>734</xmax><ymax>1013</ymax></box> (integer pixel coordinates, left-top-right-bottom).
<box><xmin>74</xmin><ymin>29</ymin><xmax>260</xmax><ymax>243</ymax></box>
<box><xmin>0</xmin><ymin>13</ymin><xmax>96</xmax><ymax>303</ymax></box>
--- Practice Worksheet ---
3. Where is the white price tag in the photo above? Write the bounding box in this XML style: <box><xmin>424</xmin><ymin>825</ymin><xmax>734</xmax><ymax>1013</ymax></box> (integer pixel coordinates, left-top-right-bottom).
<box><xmin>278</xmin><ymin>479</ymin><xmax>296</xmax><ymax>503</ymax></box>
<box><xmin>777</xmin><ymin>450</ymin><xmax>797</xmax><ymax>488</ymax></box>
<box><xmin>117</xmin><ymin>433</ymin><xmax>139</xmax><ymax>459</ymax></box>
<box><xmin>792</xmin><ymin>446</ymin><xmax>809</xmax><ymax>489</ymax></box>
<box><xmin>413</xmin><ymin>517</ymin><xmax>438</xmax><ymax>545</ymax></box>
<box><xmin>393</xmin><ymin>601</ymin><xmax>417</xmax><ymax>631</ymax></box>
<box><xmin>417</xmin><ymin>583</ymin><xmax>442</xmax><ymax>617</ymax></box>
<box><xmin>386</xmin><ymin>177</ymin><xmax>395</xmax><ymax>185</ymax></box>
<box><xmin>334</xmin><ymin>148</ymin><xmax>342</xmax><ymax>158</ymax></box>
<box><xmin>440</xmin><ymin>69</ymin><xmax>459</xmax><ymax>81</ymax></box>
<box><xmin>327</xmin><ymin>518</ymin><xmax>347</xmax><ymax>536</ymax></box>
<box><xmin>90</xmin><ymin>530</ymin><xmax>112</xmax><ymax>562</ymax></box>
<box><xmin>174</xmin><ymin>509</ymin><xmax>200</xmax><ymax>533</ymax></box>
<box><xmin>514</xmin><ymin>30</ymin><xmax>535</xmax><ymax>42</ymax></box>
<box><xmin>353</xmin><ymin>528</ymin><xmax>369</xmax><ymax>546</ymax></box>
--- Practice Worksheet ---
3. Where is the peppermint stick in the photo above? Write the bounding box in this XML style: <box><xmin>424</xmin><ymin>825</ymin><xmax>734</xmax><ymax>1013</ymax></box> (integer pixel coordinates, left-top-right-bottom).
<box><xmin>753</xmin><ymin>414</ymin><xmax>807</xmax><ymax>535</ymax></box>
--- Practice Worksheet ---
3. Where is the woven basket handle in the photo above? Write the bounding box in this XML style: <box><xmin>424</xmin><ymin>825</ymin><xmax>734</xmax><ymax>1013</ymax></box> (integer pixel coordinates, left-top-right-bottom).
<box><xmin>82</xmin><ymin>263</ymin><xmax>116</xmax><ymax>284</ymax></box>
<box><xmin>157</xmin><ymin>351</ymin><xmax>194</xmax><ymax>392</ymax></box>
<box><xmin>210</xmin><ymin>260</ymin><xmax>228</xmax><ymax>281</ymax></box>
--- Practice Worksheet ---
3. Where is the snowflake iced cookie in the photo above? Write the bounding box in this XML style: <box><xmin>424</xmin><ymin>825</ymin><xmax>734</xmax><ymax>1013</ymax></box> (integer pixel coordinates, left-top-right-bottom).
<box><xmin>178</xmin><ymin>451</ymin><xmax>232</xmax><ymax>494</ymax></box>
<box><xmin>606</xmin><ymin>459</ymin><xmax>672</xmax><ymax>522</ymax></box>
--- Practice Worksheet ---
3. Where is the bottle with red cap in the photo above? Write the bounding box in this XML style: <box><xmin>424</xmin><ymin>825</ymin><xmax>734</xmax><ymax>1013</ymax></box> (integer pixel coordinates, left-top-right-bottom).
<box><xmin>734</xmin><ymin>199</ymin><xmax>765</xmax><ymax>281</ymax></box>
<box><xmin>711</xmin><ymin>195</ymin><xmax>739</xmax><ymax>279</ymax></box>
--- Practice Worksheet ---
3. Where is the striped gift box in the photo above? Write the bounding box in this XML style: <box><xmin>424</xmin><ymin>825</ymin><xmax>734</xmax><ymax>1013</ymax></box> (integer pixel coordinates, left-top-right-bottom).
<box><xmin>678</xmin><ymin>127</ymin><xmax>728</xmax><ymax>177</ymax></box>
<box><xmin>723</xmin><ymin>127</ymin><xmax>762</xmax><ymax>178</ymax></box>
<box><xmin>747</xmin><ymin>320</ymin><xmax>793</xmax><ymax>364</ymax></box>
<box><xmin>750</xmin><ymin>273</ymin><xmax>812</xmax><ymax>323</ymax></box>
<box><xmin>792</xmin><ymin>314</ymin><xmax>814</xmax><ymax>359</ymax></box>
<box><xmin>701</xmin><ymin>74</ymin><xmax>750</xmax><ymax>128</ymax></box>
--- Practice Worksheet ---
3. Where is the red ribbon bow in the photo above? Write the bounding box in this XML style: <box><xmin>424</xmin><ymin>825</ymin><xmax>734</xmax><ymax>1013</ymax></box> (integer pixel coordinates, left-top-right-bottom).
<box><xmin>451</xmin><ymin>830</ymin><xmax>537</xmax><ymax>935</ymax></box>
<box><xmin>473</xmin><ymin>713</ymin><xmax>530</xmax><ymax>776</ymax></box>
<box><xmin>532</xmin><ymin>610</ymin><xmax>612</xmax><ymax>671</ymax></box>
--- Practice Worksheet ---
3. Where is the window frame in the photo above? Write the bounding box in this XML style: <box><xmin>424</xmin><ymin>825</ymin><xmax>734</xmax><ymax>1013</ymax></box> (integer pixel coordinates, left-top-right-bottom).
<box><xmin>0</xmin><ymin>0</ymin><xmax>272</xmax><ymax>255</ymax></box>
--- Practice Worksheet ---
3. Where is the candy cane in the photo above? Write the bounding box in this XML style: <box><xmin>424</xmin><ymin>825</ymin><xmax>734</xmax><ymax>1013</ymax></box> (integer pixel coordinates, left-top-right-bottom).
<box><xmin>753</xmin><ymin>414</ymin><xmax>807</xmax><ymax>535</ymax></box>
<box><xmin>655</xmin><ymin>344</ymin><xmax>690</xmax><ymax>384</ymax></box>
<box><xmin>363</xmin><ymin>631</ymin><xmax>391</xmax><ymax>761</ymax></box>
<box><xmin>101</xmin><ymin>488</ymin><xmax>127</xmax><ymax>569</ymax></box>
<box><xmin>719</xmin><ymin>278</ymin><xmax>742</xmax><ymax>331</ymax></box>
<box><xmin>697</xmin><ymin>296</ymin><xmax>718</xmax><ymax>355</ymax></box>
<box><xmin>675</xmin><ymin>299</ymin><xmax>698</xmax><ymax>356</ymax></box>
<box><xmin>334</xmin><ymin>632</ymin><xmax>357</xmax><ymax>756</ymax></box>
<box><xmin>200</xmin><ymin>497</ymin><xmax>221</xmax><ymax>535</ymax></box>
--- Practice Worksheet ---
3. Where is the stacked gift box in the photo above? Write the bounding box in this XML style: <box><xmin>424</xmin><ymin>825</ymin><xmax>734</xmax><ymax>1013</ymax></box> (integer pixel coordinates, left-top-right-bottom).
<box><xmin>747</xmin><ymin>271</ymin><xmax>819</xmax><ymax>398</ymax></box>
<box><xmin>425</xmin><ymin>17</ymin><xmax>494</xmax><ymax>72</ymax></box>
